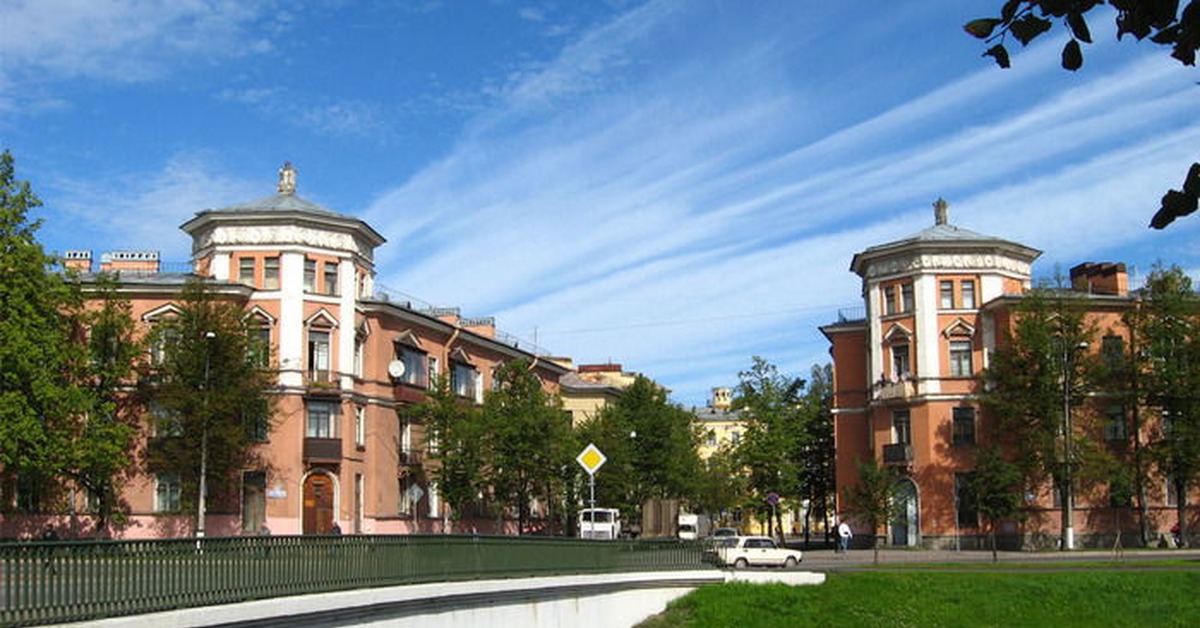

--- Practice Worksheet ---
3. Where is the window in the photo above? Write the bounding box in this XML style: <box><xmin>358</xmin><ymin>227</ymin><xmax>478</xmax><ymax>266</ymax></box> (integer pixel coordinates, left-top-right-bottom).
<box><xmin>952</xmin><ymin>407</ymin><xmax>976</xmax><ymax>445</ymax></box>
<box><xmin>961</xmin><ymin>280</ymin><xmax>976</xmax><ymax>309</ymax></box>
<box><xmin>428</xmin><ymin>356</ymin><xmax>439</xmax><ymax>383</ymax></box>
<box><xmin>954</xmin><ymin>473</ymin><xmax>978</xmax><ymax>527</ymax></box>
<box><xmin>893</xmin><ymin>410</ymin><xmax>911</xmax><ymax>445</ymax></box>
<box><xmin>353</xmin><ymin>335</ymin><xmax>364</xmax><ymax>378</ymax></box>
<box><xmin>150</xmin><ymin>401</ymin><xmax>182</xmax><ymax>437</ymax></box>
<box><xmin>304</xmin><ymin>258</ymin><xmax>317</xmax><ymax>292</ymax></box>
<box><xmin>239</xmin><ymin>257</ymin><xmax>256</xmax><ymax>286</ymax></box>
<box><xmin>730</xmin><ymin>431</ymin><xmax>741</xmax><ymax>445</ymax></box>
<box><xmin>427</xmin><ymin>482</ymin><xmax>440</xmax><ymax>518</ymax></box>
<box><xmin>706</xmin><ymin>431</ymin><xmax>717</xmax><ymax>447</ymax></box>
<box><xmin>247</xmin><ymin>319</ymin><xmax>271</xmax><ymax>368</ymax></box>
<box><xmin>399</xmin><ymin>475</ymin><xmax>416</xmax><ymax>516</ymax></box>
<box><xmin>1105</xmin><ymin>406</ymin><xmax>1127</xmax><ymax>442</ymax></box>
<box><xmin>323</xmin><ymin>262</ymin><xmax>338</xmax><ymax>296</ymax></box>
<box><xmin>308</xmin><ymin>329</ymin><xmax>331</xmax><ymax>382</ymax></box>
<box><xmin>243</xmin><ymin>398</ymin><xmax>269</xmax><ymax>442</ymax></box>
<box><xmin>884</xmin><ymin>286</ymin><xmax>897</xmax><ymax>315</ymax></box>
<box><xmin>263</xmin><ymin>257</ymin><xmax>280</xmax><ymax>290</ymax></box>
<box><xmin>148</xmin><ymin>324</ymin><xmax>179</xmax><ymax>366</ymax></box>
<box><xmin>306</xmin><ymin>400</ymin><xmax>337</xmax><ymax>438</ymax></box>
<box><xmin>156</xmin><ymin>474</ymin><xmax>181</xmax><ymax>513</ymax></box>
<box><xmin>1102</xmin><ymin>335</ymin><xmax>1125</xmax><ymax>371</ymax></box>
<box><xmin>452</xmin><ymin>361</ymin><xmax>477</xmax><ymax>399</ymax></box>
<box><xmin>949</xmin><ymin>340</ymin><xmax>973</xmax><ymax>377</ymax></box>
<box><xmin>891</xmin><ymin>343</ymin><xmax>911</xmax><ymax>378</ymax></box>
<box><xmin>242</xmin><ymin>471</ymin><xmax>267</xmax><ymax>533</ymax></box>
<box><xmin>940</xmin><ymin>280</ymin><xmax>955</xmax><ymax>309</ymax></box>
<box><xmin>900</xmin><ymin>283</ymin><xmax>915</xmax><ymax>312</ymax></box>
<box><xmin>355</xmin><ymin>406</ymin><xmax>365</xmax><ymax>447</ymax></box>
<box><xmin>1166</xmin><ymin>475</ymin><xmax>1179</xmax><ymax>507</ymax></box>
<box><xmin>396</xmin><ymin>345</ymin><xmax>429</xmax><ymax>387</ymax></box>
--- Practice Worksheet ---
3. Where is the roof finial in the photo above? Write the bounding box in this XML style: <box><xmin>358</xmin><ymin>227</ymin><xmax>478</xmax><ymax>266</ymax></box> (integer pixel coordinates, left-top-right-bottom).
<box><xmin>933</xmin><ymin>197</ymin><xmax>949</xmax><ymax>226</ymax></box>
<box><xmin>278</xmin><ymin>162</ymin><xmax>297</xmax><ymax>195</ymax></box>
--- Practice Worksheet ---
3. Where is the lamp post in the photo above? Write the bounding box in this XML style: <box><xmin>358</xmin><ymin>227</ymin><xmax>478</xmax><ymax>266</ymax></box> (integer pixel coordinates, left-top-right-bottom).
<box><xmin>197</xmin><ymin>331</ymin><xmax>216</xmax><ymax>539</ymax></box>
<box><xmin>1060</xmin><ymin>339</ymin><xmax>1087</xmax><ymax>551</ymax></box>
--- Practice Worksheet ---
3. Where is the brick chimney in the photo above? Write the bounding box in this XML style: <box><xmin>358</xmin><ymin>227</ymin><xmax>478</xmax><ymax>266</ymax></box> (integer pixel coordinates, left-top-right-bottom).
<box><xmin>99</xmin><ymin>250</ymin><xmax>161</xmax><ymax>274</ymax></box>
<box><xmin>1069</xmin><ymin>262</ymin><xmax>1128</xmax><ymax>296</ymax></box>
<box><xmin>63</xmin><ymin>250</ymin><xmax>92</xmax><ymax>273</ymax></box>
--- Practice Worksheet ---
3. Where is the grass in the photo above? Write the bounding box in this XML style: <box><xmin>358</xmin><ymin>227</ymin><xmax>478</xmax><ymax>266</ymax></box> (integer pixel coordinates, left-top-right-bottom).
<box><xmin>638</xmin><ymin>570</ymin><xmax>1200</xmax><ymax>627</ymax></box>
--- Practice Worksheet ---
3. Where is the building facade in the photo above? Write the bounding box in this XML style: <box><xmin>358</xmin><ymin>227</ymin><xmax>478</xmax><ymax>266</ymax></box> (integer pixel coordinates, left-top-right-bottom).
<box><xmin>822</xmin><ymin>199</ymin><xmax>1191</xmax><ymax>549</ymax></box>
<box><xmin>4</xmin><ymin>164</ymin><xmax>569</xmax><ymax>539</ymax></box>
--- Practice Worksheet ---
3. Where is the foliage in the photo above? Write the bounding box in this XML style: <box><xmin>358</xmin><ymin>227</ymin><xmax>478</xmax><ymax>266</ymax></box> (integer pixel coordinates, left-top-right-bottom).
<box><xmin>982</xmin><ymin>289</ymin><xmax>1105</xmax><ymax>501</ymax></box>
<box><xmin>971</xmin><ymin>446</ymin><xmax>1026</xmax><ymax>561</ymax></box>
<box><xmin>481</xmin><ymin>360</ymin><xmax>572</xmax><ymax>534</ymax></box>
<box><xmin>965</xmin><ymin>2</ymin><xmax>1199</xmax><ymax>229</ymax></box>
<box><xmin>798</xmin><ymin>364</ymin><xmax>837</xmax><ymax>540</ymax></box>
<box><xmin>139</xmin><ymin>279</ymin><xmax>276</xmax><ymax>528</ymax></box>
<box><xmin>642</xmin><ymin>571</ymin><xmax>1200</xmax><ymax>628</ymax></box>
<box><xmin>842</xmin><ymin>457</ymin><xmax>899</xmax><ymax>564</ymax></box>
<box><xmin>1128</xmin><ymin>264</ymin><xmax>1200</xmax><ymax>544</ymax></box>
<box><xmin>732</xmin><ymin>357</ymin><xmax>807</xmax><ymax>539</ymax></box>
<box><xmin>575</xmin><ymin>375</ymin><xmax>703</xmax><ymax>525</ymax></box>
<box><xmin>410</xmin><ymin>373</ymin><xmax>484</xmax><ymax>527</ymax></box>
<box><xmin>0</xmin><ymin>150</ymin><xmax>140</xmax><ymax>531</ymax></box>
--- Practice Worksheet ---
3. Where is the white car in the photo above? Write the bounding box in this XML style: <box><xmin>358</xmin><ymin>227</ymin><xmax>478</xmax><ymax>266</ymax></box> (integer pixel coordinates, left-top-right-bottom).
<box><xmin>713</xmin><ymin>535</ymin><xmax>803</xmax><ymax>569</ymax></box>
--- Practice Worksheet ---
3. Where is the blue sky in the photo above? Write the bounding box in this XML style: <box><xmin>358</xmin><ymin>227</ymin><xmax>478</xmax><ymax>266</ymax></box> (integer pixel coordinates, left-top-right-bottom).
<box><xmin>3</xmin><ymin>0</ymin><xmax>1197</xmax><ymax>407</ymax></box>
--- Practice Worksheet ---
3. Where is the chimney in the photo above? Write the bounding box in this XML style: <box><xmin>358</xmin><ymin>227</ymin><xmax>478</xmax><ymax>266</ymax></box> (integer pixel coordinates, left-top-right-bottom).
<box><xmin>63</xmin><ymin>250</ymin><xmax>92</xmax><ymax>273</ymax></box>
<box><xmin>1069</xmin><ymin>262</ymin><xmax>1128</xmax><ymax>296</ymax></box>
<box><xmin>711</xmin><ymin>387</ymin><xmax>733</xmax><ymax>410</ymax></box>
<box><xmin>461</xmin><ymin>316</ymin><xmax>495</xmax><ymax>339</ymax></box>
<box><xmin>99</xmin><ymin>250</ymin><xmax>160</xmax><ymax>274</ymax></box>
<box><xmin>579</xmin><ymin>363</ymin><xmax>623</xmax><ymax>374</ymax></box>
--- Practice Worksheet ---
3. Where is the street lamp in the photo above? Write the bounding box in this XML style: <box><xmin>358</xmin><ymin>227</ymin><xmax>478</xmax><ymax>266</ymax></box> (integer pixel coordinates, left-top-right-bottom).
<box><xmin>1061</xmin><ymin>339</ymin><xmax>1087</xmax><ymax>551</ymax></box>
<box><xmin>197</xmin><ymin>331</ymin><xmax>216</xmax><ymax>539</ymax></box>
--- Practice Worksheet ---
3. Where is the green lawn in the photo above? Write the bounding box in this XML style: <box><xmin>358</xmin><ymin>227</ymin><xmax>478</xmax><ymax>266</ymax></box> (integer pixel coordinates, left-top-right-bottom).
<box><xmin>639</xmin><ymin>570</ymin><xmax>1200</xmax><ymax>627</ymax></box>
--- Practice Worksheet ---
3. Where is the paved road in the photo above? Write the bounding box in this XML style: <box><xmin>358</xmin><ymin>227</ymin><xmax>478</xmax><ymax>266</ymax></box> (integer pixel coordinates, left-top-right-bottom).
<box><xmin>797</xmin><ymin>547</ymin><xmax>1200</xmax><ymax>571</ymax></box>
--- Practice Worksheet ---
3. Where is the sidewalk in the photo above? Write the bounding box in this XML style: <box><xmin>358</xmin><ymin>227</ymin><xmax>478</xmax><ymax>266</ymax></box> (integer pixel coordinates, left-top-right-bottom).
<box><xmin>797</xmin><ymin>547</ymin><xmax>1200</xmax><ymax>571</ymax></box>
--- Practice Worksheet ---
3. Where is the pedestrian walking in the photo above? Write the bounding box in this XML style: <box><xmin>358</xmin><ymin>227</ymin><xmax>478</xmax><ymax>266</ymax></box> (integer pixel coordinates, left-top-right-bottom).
<box><xmin>837</xmin><ymin>521</ymin><xmax>853</xmax><ymax>553</ymax></box>
<box><xmin>41</xmin><ymin>525</ymin><xmax>60</xmax><ymax>574</ymax></box>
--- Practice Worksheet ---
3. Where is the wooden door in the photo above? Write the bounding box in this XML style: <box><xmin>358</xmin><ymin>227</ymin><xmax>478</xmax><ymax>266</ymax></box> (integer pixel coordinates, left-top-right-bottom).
<box><xmin>303</xmin><ymin>474</ymin><xmax>335</xmax><ymax>535</ymax></box>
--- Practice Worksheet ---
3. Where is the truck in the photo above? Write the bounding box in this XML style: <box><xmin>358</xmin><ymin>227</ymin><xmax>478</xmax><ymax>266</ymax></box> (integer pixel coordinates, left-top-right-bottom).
<box><xmin>578</xmin><ymin>508</ymin><xmax>621</xmax><ymax>540</ymax></box>
<box><xmin>676</xmin><ymin>512</ymin><xmax>711</xmax><ymax>540</ymax></box>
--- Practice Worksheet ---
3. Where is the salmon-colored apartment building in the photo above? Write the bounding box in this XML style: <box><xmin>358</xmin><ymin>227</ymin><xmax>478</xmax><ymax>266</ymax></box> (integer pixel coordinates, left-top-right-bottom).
<box><xmin>10</xmin><ymin>164</ymin><xmax>570</xmax><ymax>539</ymax></box>
<box><xmin>822</xmin><ymin>200</ymin><xmax>1188</xmax><ymax>550</ymax></box>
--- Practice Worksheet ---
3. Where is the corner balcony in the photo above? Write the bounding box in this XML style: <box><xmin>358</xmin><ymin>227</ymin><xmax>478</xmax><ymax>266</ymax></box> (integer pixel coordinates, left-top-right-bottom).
<box><xmin>305</xmin><ymin>369</ymin><xmax>341</xmax><ymax>395</ymax></box>
<box><xmin>874</xmin><ymin>378</ymin><xmax>915</xmax><ymax>402</ymax></box>
<box><xmin>882</xmin><ymin>443</ymin><xmax>913</xmax><ymax>466</ymax></box>
<box><xmin>304</xmin><ymin>437</ymin><xmax>343</xmax><ymax>462</ymax></box>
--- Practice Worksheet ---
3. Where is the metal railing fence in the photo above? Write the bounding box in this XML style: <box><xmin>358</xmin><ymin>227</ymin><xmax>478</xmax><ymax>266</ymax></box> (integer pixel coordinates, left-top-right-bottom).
<box><xmin>0</xmin><ymin>535</ymin><xmax>710</xmax><ymax>626</ymax></box>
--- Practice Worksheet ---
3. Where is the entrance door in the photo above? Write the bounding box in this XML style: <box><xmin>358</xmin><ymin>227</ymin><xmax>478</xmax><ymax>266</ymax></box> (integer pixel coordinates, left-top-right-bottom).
<box><xmin>303</xmin><ymin>473</ymin><xmax>335</xmax><ymax>535</ymax></box>
<box><xmin>242</xmin><ymin>471</ymin><xmax>267</xmax><ymax>534</ymax></box>
<box><xmin>891</xmin><ymin>480</ymin><xmax>918</xmax><ymax>546</ymax></box>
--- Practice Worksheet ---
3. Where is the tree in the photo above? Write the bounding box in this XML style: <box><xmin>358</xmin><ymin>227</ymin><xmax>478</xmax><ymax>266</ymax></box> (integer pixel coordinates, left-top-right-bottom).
<box><xmin>798</xmin><ymin>364</ymin><xmax>837</xmax><ymax>546</ymax></box>
<box><xmin>843</xmin><ymin>457</ymin><xmax>899</xmax><ymax>565</ymax></box>
<box><xmin>140</xmin><ymin>279</ymin><xmax>276</xmax><ymax>535</ymax></box>
<box><xmin>0</xmin><ymin>150</ymin><xmax>138</xmax><ymax>534</ymax></box>
<box><xmin>982</xmin><ymin>289</ymin><xmax>1106</xmax><ymax>549</ymax></box>
<box><xmin>965</xmin><ymin>1</ymin><xmax>1200</xmax><ymax>229</ymax></box>
<box><xmin>66</xmin><ymin>276</ymin><xmax>142</xmax><ymax>536</ymax></box>
<box><xmin>971</xmin><ymin>446</ymin><xmax>1026</xmax><ymax>561</ymax></box>
<box><xmin>411</xmin><ymin>373</ymin><xmax>485</xmax><ymax>531</ymax></box>
<box><xmin>733</xmin><ymin>357</ymin><xmax>808</xmax><ymax>542</ymax></box>
<box><xmin>1129</xmin><ymin>265</ymin><xmax>1200</xmax><ymax>546</ymax></box>
<box><xmin>482</xmin><ymin>360</ymin><xmax>572</xmax><ymax>534</ymax></box>
<box><xmin>575</xmin><ymin>375</ymin><xmax>703</xmax><ymax>531</ymax></box>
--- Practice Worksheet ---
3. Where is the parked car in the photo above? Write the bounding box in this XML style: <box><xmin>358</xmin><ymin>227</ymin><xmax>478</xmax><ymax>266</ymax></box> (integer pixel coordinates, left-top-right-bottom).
<box><xmin>712</xmin><ymin>535</ymin><xmax>802</xmax><ymax>569</ymax></box>
<box><xmin>711</xmin><ymin>527</ymin><xmax>741</xmax><ymax>538</ymax></box>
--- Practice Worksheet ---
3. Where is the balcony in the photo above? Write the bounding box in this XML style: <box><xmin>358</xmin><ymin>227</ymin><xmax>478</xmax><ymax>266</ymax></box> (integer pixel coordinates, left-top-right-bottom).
<box><xmin>882</xmin><ymin>443</ymin><xmax>913</xmax><ymax>465</ymax></box>
<box><xmin>305</xmin><ymin>369</ymin><xmax>340</xmax><ymax>394</ymax></box>
<box><xmin>394</xmin><ymin>384</ymin><xmax>428</xmax><ymax>404</ymax></box>
<box><xmin>304</xmin><ymin>437</ymin><xmax>343</xmax><ymax>462</ymax></box>
<box><xmin>874</xmin><ymin>378</ymin><xmax>915</xmax><ymax>402</ymax></box>
<box><xmin>399</xmin><ymin>449</ymin><xmax>424</xmax><ymax>466</ymax></box>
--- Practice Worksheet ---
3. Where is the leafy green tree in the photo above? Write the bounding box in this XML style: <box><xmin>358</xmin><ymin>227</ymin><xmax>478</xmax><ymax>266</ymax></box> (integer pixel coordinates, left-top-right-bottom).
<box><xmin>412</xmin><ymin>373</ymin><xmax>485</xmax><ymax>530</ymax></box>
<box><xmin>733</xmin><ymin>357</ymin><xmax>807</xmax><ymax>541</ymax></box>
<box><xmin>140</xmin><ymin>279</ymin><xmax>276</xmax><ymax>535</ymax></box>
<box><xmin>482</xmin><ymin>360</ymin><xmax>572</xmax><ymax>534</ymax></box>
<box><xmin>68</xmin><ymin>277</ymin><xmax>142</xmax><ymax>536</ymax></box>
<box><xmin>965</xmin><ymin>2</ymin><xmax>1199</xmax><ymax>229</ymax></box>
<box><xmin>575</xmin><ymin>375</ymin><xmax>703</xmax><ymax>532</ymax></box>
<box><xmin>1129</xmin><ymin>265</ymin><xmax>1200</xmax><ymax>546</ymax></box>
<box><xmin>798</xmin><ymin>364</ymin><xmax>837</xmax><ymax>545</ymax></box>
<box><xmin>843</xmin><ymin>457</ymin><xmax>899</xmax><ymax>565</ymax></box>
<box><xmin>691</xmin><ymin>446</ymin><xmax>744</xmax><ymax>522</ymax></box>
<box><xmin>971</xmin><ymin>446</ymin><xmax>1026</xmax><ymax>561</ymax></box>
<box><xmin>982</xmin><ymin>289</ymin><xmax>1105</xmax><ymax>549</ymax></box>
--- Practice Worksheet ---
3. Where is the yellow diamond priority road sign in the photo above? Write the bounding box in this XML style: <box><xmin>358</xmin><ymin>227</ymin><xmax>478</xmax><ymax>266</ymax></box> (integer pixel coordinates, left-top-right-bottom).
<box><xmin>576</xmin><ymin>443</ymin><xmax>607</xmax><ymax>476</ymax></box>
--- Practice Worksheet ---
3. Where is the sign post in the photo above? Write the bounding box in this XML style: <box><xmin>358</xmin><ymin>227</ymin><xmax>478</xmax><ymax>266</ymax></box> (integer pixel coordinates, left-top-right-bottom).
<box><xmin>576</xmin><ymin>443</ymin><xmax>607</xmax><ymax>538</ymax></box>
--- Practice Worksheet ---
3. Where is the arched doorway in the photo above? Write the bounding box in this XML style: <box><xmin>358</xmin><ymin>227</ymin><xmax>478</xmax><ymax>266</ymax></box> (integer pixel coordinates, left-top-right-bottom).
<box><xmin>302</xmin><ymin>472</ymin><xmax>337</xmax><ymax>535</ymax></box>
<box><xmin>891</xmin><ymin>479</ymin><xmax>919</xmax><ymax>546</ymax></box>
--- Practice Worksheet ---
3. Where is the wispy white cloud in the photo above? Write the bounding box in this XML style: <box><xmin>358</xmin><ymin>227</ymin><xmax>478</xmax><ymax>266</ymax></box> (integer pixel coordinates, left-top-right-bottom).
<box><xmin>216</xmin><ymin>87</ymin><xmax>388</xmax><ymax>137</ymax></box>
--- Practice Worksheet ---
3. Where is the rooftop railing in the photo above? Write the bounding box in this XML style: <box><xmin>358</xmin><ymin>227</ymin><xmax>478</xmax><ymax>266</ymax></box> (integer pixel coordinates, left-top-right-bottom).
<box><xmin>1</xmin><ymin>534</ymin><xmax>709</xmax><ymax>626</ymax></box>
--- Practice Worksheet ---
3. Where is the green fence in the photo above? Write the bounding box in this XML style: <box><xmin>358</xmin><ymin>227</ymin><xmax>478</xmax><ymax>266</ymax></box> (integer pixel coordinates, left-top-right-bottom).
<box><xmin>0</xmin><ymin>535</ymin><xmax>711</xmax><ymax>626</ymax></box>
